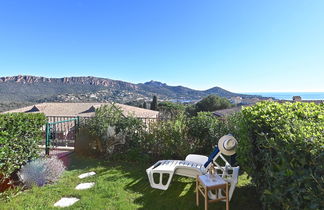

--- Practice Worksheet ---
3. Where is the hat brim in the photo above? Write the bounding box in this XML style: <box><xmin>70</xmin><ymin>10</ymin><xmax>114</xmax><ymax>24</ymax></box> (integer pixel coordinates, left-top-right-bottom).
<box><xmin>218</xmin><ymin>135</ymin><xmax>237</xmax><ymax>156</ymax></box>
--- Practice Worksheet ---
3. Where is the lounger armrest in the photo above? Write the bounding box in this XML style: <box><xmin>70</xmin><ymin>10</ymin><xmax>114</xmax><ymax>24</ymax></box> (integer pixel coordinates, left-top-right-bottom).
<box><xmin>185</xmin><ymin>154</ymin><xmax>208</xmax><ymax>165</ymax></box>
<box><xmin>146</xmin><ymin>160</ymin><xmax>164</xmax><ymax>173</ymax></box>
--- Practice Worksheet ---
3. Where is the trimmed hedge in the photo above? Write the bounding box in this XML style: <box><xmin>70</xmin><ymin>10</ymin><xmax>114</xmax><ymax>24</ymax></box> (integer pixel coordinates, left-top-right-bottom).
<box><xmin>236</xmin><ymin>101</ymin><xmax>324</xmax><ymax>209</ymax></box>
<box><xmin>0</xmin><ymin>113</ymin><xmax>46</xmax><ymax>182</ymax></box>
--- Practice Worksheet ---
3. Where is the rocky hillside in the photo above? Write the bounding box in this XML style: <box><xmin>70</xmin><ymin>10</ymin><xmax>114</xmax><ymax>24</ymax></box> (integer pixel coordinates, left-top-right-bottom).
<box><xmin>0</xmin><ymin>75</ymin><xmax>264</xmax><ymax>103</ymax></box>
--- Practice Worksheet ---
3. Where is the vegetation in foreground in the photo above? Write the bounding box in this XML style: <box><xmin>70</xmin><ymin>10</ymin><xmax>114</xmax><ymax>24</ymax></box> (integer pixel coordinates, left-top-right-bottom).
<box><xmin>0</xmin><ymin>155</ymin><xmax>261</xmax><ymax>210</ymax></box>
<box><xmin>1</xmin><ymin>101</ymin><xmax>322</xmax><ymax>209</ymax></box>
<box><xmin>237</xmin><ymin>102</ymin><xmax>324</xmax><ymax>209</ymax></box>
<box><xmin>0</xmin><ymin>113</ymin><xmax>46</xmax><ymax>183</ymax></box>
<box><xmin>85</xmin><ymin>101</ymin><xmax>324</xmax><ymax>209</ymax></box>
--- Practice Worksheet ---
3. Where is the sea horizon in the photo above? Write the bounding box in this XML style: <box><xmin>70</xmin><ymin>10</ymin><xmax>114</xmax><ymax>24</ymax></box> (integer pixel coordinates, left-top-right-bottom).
<box><xmin>243</xmin><ymin>92</ymin><xmax>324</xmax><ymax>100</ymax></box>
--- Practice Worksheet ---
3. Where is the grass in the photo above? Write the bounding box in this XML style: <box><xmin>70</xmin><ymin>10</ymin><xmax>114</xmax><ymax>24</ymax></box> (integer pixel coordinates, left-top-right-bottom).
<box><xmin>0</xmin><ymin>155</ymin><xmax>261</xmax><ymax>210</ymax></box>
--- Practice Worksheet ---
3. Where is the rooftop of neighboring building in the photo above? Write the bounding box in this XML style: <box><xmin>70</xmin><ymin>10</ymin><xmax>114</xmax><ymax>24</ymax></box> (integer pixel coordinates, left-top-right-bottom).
<box><xmin>3</xmin><ymin>102</ymin><xmax>159</xmax><ymax>118</ymax></box>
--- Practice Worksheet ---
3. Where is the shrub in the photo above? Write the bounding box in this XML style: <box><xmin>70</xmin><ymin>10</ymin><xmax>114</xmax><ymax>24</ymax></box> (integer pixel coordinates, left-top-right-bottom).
<box><xmin>137</xmin><ymin>112</ymin><xmax>232</xmax><ymax>160</ymax></box>
<box><xmin>18</xmin><ymin>156</ymin><xmax>65</xmax><ymax>188</ymax></box>
<box><xmin>141</xmin><ymin>114</ymin><xmax>189</xmax><ymax>159</ymax></box>
<box><xmin>195</xmin><ymin>95</ymin><xmax>232</xmax><ymax>113</ymax></box>
<box><xmin>86</xmin><ymin>104</ymin><xmax>145</xmax><ymax>158</ymax></box>
<box><xmin>185</xmin><ymin>104</ymin><xmax>197</xmax><ymax>116</ymax></box>
<box><xmin>0</xmin><ymin>113</ymin><xmax>46</xmax><ymax>183</ymax></box>
<box><xmin>187</xmin><ymin>112</ymin><xmax>224</xmax><ymax>154</ymax></box>
<box><xmin>85</xmin><ymin>105</ymin><xmax>235</xmax><ymax>162</ymax></box>
<box><xmin>114</xmin><ymin>115</ymin><xmax>146</xmax><ymax>154</ymax></box>
<box><xmin>87</xmin><ymin>104</ymin><xmax>124</xmax><ymax>138</ymax></box>
<box><xmin>236</xmin><ymin>101</ymin><xmax>324</xmax><ymax>209</ymax></box>
<box><xmin>158</xmin><ymin>101</ymin><xmax>185</xmax><ymax>119</ymax></box>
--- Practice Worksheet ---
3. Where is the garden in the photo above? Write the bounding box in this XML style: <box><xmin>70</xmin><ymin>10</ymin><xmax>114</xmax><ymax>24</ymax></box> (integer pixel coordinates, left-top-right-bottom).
<box><xmin>0</xmin><ymin>101</ymin><xmax>323</xmax><ymax>209</ymax></box>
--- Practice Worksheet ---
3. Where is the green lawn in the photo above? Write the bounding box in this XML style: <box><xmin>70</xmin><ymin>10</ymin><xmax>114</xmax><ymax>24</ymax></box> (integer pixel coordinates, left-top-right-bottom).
<box><xmin>0</xmin><ymin>155</ymin><xmax>261</xmax><ymax>210</ymax></box>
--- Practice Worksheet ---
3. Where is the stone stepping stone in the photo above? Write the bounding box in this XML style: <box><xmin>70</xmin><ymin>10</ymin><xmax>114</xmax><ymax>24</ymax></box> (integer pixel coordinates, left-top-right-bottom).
<box><xmin>75</xmin><ymin>182</ymin><xmax>95</xmax><ymax>190</ymax></box>
<box><xmin>54</xmin><ymin>197</ymin><xmax>80</xmax><ymax>207</ymax></box>
<box><xmin>78</xmin><ymin>171</ymin><xmax>96</xmax><ymax>179</ymax></box>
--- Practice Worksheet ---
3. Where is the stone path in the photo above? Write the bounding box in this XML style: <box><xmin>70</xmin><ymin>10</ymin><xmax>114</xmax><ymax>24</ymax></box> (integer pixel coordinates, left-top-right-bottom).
<box><xmin>54</xmin><ymin>197</ymin><xmax>80</xmax><ymax>208</ymax></box>
<box><xmin>75</xmin><ymin>182</ymin><xmax>95</xmax><ymax>190</ymax></box>
<box><xmin>78</xmin><ymin>171</ymin><xmax>96</xmax><ymax>179</ymax></box>
<box><xmin>53</xmin><ymin>171</ymin><xmax>96</xmax><ymax>207</ymax></box>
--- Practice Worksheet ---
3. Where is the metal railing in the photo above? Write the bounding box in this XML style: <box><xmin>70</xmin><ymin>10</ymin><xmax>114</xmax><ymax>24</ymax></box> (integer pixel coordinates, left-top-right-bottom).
<box><xmin>43</xmin><ymin>115</ymin><xmax>161</xmax><ymax>155</ymax></box>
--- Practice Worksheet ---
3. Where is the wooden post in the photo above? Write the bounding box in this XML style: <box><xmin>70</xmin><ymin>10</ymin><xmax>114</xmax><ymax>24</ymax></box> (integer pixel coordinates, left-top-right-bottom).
<box><xmin>226</xmin><ymin>183</ymin><xmax>229</xmax><ymax>210</ymax></box>
<box><xmin>204</xmin><ymin>186</ymin><xmax>208</xmax><ymax>210</ymax></box>
<box><xmin>196</xmin><ymin>176</ymin><xmax>199</xmax><ymax>206</ymax></box>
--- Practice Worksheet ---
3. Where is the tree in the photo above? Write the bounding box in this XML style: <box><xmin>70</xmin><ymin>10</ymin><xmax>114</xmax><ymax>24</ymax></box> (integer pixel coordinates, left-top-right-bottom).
<box><xmin>125</xmin><ymin>100</ymin><xmax>143</xmax><ymax>108</ymax></box>
<box><xmin>150</xmin><ymin>95</ymin><xmax>158</xmax><ymax>110</ymax></box>
<box><xmin>158</xmin><ymin>101</ymin><xmax>185</xmax><ymax>118</ymax></box>
<box><xmin>195</xmin><ymin>95</ymin><xmax>232</xmax><ymax>113</ymax></box>
<box><xmin>185</xmin><ymin>104</ymin><xmax>197</xmax><ymax>116</ymax></box>
<box><xmin>143</xmin><ymin>101</ymin><xmax>147</xmax><ymax>109</ymax></box>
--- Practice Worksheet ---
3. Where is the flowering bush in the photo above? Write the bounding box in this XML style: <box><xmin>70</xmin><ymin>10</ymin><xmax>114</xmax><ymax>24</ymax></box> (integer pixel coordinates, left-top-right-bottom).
<box><xmin>18</xmin><ymin>156</ymin><xmax>65</xmax><ymax>188</ymax></box>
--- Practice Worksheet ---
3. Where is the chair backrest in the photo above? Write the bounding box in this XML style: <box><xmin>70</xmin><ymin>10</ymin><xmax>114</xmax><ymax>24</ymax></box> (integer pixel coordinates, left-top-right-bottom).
<box><xmin>203</xmin><ymin>147</ymin><xmax>220</xmax><ymax>168</ymax></box>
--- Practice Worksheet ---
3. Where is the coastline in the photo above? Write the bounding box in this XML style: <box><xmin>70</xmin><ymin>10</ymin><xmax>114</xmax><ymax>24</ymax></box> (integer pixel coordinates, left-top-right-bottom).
<box><xmin>244</xmin><ymin>92</ymin><xmax>324</xmax><ymax>100</ymax></box>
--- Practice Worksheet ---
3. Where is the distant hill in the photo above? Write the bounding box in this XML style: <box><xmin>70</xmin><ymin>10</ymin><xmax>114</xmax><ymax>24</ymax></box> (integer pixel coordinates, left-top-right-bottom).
<box><xmin>0</xmin><ymin>75</ymin><xmax>265</xmax><ymax>104</ymax></box>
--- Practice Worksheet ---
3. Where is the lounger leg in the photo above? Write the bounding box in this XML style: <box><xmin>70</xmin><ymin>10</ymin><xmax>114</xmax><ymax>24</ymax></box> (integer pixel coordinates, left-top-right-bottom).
<box><xmin>148</xmin><ymin>171</ymin><xmax>174</xmax><ymax>190</ymax></box>
<box><xmin>164</xmin><ymin>172</ymin><xmax>174</xmax><ymax>189</ymax></box>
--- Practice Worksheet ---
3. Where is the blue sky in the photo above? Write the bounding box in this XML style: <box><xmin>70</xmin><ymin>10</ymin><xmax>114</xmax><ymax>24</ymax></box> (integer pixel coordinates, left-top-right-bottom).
<box><xmin>0</xmin><ymin>0</ymin><xmax>323</xmax><ymax>92</ymax></box>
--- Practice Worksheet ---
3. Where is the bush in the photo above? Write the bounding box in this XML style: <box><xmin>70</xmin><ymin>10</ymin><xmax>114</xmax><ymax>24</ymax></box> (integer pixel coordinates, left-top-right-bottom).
<box><xmin>140</xmin><ymin>114</ymin><xmax>189</xmax><ymax>159</ymax></box>
<box><xmin>85</xmin><ymin>105</ymin><xmax>235</xmax><ymax>162</ymax></box>
<box><xmin>0</xmin><ymin>113</ymin><xmax>46</xmax><ymax>183</ymax></box>
<box><xmin>158</xmin><ymin>101</ymin><xmax>185</xmax><ymax>119</ymax></box>
<box><xmin>18</xmin><ymin>156</ymin><xmax>65</xmax><ymax>188</ymax></box>
<box><xmin>195</xmin><ymin>95</ymin><xmax>232</xmax><ymax>113</ymax></box>
<box><xmin>236</xmin><ymin>101</ymin><xmax>324</xmax><ymax>209</ymax></box>
<box><xmin>86</xmin><ymin>104</ymin><xmax>145</xmax><ymax>158</ymax></box>
<box><xmin>137</xmin><ymin>112</ymin><xmax>232</xmax><ymax>160</ymax></box>
<box><xmin>187</xmin><ymin>112</ymin><xmax>225</xmax><ymax>154</ymax></box>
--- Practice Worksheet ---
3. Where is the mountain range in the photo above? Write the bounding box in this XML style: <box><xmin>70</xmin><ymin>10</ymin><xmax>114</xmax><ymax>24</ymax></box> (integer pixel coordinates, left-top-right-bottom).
<box><xmin>0</xmin><ymin>75</ymin><xmax>265</xmax><ymax>104</ymax></box>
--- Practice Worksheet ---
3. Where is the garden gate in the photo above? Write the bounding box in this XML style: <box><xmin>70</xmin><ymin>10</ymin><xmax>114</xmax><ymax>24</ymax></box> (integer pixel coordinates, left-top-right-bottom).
<box><xmin>44</xmin><ymin>116</ymin><xmax>80</xmax><ymax>155</ymax></box>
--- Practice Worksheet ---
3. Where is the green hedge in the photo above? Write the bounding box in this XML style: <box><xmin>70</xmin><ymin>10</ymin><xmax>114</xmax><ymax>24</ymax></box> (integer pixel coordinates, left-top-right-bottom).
<box><xmin>0</xmin><ymin>113</ymin><xmax>46</xmax><ymax>182</ymax></box>
<box><xmin>236</xmin><ymin>101</ymin><xmax>324</xmax><ymax>209</ymax></box>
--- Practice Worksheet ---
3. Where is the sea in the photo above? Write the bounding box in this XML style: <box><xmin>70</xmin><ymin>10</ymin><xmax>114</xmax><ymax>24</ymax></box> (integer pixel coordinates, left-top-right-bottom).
<box><xmin>245</xmin><ymin>92</ymin><xmax>324</xmax><ymax>100</ymax></box>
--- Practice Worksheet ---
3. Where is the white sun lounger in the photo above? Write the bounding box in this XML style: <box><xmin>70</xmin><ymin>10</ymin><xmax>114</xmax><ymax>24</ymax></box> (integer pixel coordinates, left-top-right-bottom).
<box><xmin>146</xmin><ymin>152</ymin><xmax>239</xmax><ymax>200</ymax></box>
<box><xmin>146</xmin><ymin>155</ymin><xmax>208</xmax><ymax>190</ymax></box>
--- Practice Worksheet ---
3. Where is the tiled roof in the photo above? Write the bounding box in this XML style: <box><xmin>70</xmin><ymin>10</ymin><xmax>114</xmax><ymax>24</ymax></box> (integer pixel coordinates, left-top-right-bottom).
<box><xmin>3</xmin><ymin>102</ymin><xmax>159</xmax><ymax>118</ymax></box>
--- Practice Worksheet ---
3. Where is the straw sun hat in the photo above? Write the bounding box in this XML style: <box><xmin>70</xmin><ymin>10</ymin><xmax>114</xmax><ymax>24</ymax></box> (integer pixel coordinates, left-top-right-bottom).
<box><xmin>218</xmin><ymin>135</ymin><xmax>238</xmax><ymax>156</ymax></box>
